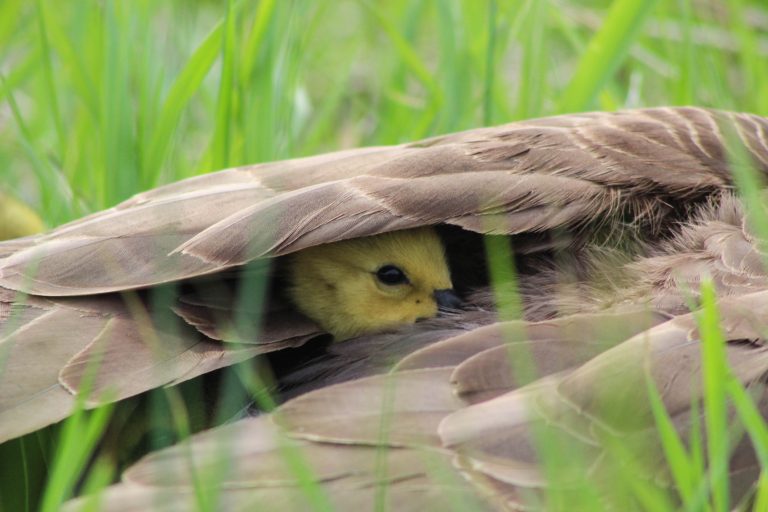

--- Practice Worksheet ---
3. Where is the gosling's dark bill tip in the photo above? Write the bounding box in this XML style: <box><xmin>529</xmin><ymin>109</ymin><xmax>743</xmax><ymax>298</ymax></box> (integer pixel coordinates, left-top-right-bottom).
<box><xmin>434</xmin><ymin>289</ymin><xmax>463</xmax><ymax>311</ymax></box>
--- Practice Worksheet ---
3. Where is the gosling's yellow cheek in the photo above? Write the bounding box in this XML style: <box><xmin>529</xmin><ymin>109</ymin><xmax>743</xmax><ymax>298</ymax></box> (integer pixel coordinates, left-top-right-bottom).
<box><xmin>419</xmin><ymin>301</ymin><xmax>439</xmax><ymax>319</ymax></box>
<box><xmin>401</xmin><ymin>298</ymin><xmax>438</xmax><ymax>323</ymax></box>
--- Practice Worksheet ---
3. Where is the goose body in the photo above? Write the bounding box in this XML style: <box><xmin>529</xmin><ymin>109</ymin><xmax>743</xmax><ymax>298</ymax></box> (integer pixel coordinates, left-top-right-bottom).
<box><xmin>2</xmin><ymin>107</ymin><xmax>768</xmax><ymax>509</ymax></box>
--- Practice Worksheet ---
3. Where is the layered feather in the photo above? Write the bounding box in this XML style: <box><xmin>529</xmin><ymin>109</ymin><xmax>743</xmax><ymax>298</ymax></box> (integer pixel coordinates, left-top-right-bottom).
<box><xmin>65</xmin><ymin>293</ymin><xmax>768</xmax><ymax>510</ymax></box>
<box><xmin>3</xmin><ymin>108</ymin><xmax>768</xmax><ymax>510</ymax></box>
<box><xmin>2</xmin><ymin>107</ymin><xmax>765</xmax><ymax>296</ymax></box>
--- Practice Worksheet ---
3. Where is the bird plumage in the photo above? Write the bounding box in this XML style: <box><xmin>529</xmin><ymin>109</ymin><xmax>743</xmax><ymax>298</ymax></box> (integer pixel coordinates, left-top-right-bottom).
<box><xmin>2</xmin><ymin>107</ymin><xmax>768</xmax><ymax>509</ymax></box>
<box><xmin>287</xmin><ymin>227</ymin><xmax>453</xmax><ymax>340</ymax></box>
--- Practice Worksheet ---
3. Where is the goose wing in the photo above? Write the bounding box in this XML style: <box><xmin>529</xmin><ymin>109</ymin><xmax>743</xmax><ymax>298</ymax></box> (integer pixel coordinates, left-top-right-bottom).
<box><xmin>63</xmin><ymin>187</ymin><xmax>768</xmax><ymax>510</ymax></box>
<box><xmin>64</xmin><ymin>294</ymin><xmax>768</xmax><ymax>511</ymax></box>
<box><xmin>3</xmin><ymin>107</ymin><xmax>765</xmax><ymax>296</ymax></box>
<box><xmin>3</xmin><ymin>107</ymin><xmax>768</xmax><ymax>444</ymax></box>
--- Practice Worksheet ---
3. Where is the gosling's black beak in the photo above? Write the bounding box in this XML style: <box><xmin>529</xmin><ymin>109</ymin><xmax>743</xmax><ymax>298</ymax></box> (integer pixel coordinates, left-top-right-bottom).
<box><xmin>434</xmin><ymin>289</ymin><xmax>463</xmax><ymax>312</ymax></box>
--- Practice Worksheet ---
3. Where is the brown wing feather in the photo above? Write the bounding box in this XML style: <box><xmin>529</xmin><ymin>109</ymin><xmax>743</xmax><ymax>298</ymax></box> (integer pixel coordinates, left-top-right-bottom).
<box><xmin>7</xmin><ymin>108</ymin><xmax>768</xmax><ymax>509</ymax></box>
<box><xmin>0</xmin><ymin>287</ymin><xmax>266</xmax><ymax>442</ymax></box>
<box><xmin>171</xmin><ymin>285</ymin><xmax>322</xmax><ymax>344</ymax></box>
<box><xmin>3</xmin><ymin>108</ymin><xmax>767</xmax><ymax>296</ymax></box>
<box><xmin>62</xmin><ymin>298</ymin><xmax>768</xmax><ymax>510</ymax></box>
<box><xmin>439</xmin><ymin>298</ymin><xmax>768</xmax><ymax>506</ymax></box>
<box><xmin>75</xmin><ymin>192</ymin><xmax>768</xmax><ymax>511</ymax></box>
<box><xmin>64</xmin><ymin>415</ymin><xmax>494</xmax><ymax>512</ymax></box>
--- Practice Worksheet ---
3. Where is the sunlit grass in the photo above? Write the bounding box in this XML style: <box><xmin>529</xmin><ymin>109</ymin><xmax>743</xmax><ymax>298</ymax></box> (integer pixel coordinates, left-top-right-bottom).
<box><xmin>1</xmin><ymin>0</ymin><xmax>768</xmax><ymax>510</ymax></box>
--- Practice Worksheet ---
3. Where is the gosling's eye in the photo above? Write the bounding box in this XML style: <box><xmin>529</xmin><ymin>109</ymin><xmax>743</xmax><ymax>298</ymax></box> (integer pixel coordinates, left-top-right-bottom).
<box><xmin>375</xmin><ymin>265</ymin><xmax>409</xmax><ymax>285</ymax></box>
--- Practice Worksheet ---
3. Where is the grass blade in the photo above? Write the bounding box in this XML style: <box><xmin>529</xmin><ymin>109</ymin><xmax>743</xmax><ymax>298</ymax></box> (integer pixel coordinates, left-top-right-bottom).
<box><xmin>559</xmin><ymin>0</ymin><xmax>659</xmax><ymax>112</ymax></box>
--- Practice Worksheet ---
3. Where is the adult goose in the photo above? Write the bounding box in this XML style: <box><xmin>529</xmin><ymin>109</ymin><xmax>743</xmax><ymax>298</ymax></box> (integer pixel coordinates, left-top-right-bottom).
<box><xmin>2</xmin><ymin>107</ymin><xmax>768</xmax><ymax>510</ymax></box>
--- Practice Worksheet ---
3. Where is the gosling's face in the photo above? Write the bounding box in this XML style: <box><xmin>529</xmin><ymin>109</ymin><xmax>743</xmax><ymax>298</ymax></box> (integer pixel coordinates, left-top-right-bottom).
<box><xmin>287</xmin><ymin>228</ymin><xmax>457</xmax><ymax>340</ymax></box>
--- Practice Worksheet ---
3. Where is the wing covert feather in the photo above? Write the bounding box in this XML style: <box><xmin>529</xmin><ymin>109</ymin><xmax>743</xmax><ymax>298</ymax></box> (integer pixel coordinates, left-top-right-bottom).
<box><xmin>5</xmin><ymin>107</ymin><xmax>768</xmax><ymax>509</ymax></box>
<box><xmin>3</xmin><ymin>107</ymin><xmax>766</xmax><ymax>296</ymax></box>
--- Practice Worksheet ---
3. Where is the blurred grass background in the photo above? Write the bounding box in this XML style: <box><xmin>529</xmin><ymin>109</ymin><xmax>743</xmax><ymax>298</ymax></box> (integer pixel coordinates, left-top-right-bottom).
<box><xmin>1</xmin><ymin>0</ymin><xmax>766</xmax><ymax>231</ymax></box>
<box><xmin>0</xmin><ymin>0</ymin><xmax>767</xmax><ymax>510</ymax></box>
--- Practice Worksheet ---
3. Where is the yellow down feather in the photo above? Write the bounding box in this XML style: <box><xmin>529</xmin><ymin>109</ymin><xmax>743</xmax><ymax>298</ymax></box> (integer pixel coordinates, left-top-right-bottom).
<box><xmin>287</xmin><ymin>227</ymin><xmax>453</xmax><ymax>340</ymax></box>
<box><xmin>0</xmin><ymin>192</ymin><xmax>44</xmax><ymax>241</ymax></box>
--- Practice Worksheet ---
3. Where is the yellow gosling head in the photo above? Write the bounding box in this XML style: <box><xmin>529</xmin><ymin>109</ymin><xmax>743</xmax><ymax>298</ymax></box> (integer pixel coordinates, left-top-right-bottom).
<box><xmin>286</xmin><ymin>228</ymin><xmax>458</xmax><ymax>340</ymax></box>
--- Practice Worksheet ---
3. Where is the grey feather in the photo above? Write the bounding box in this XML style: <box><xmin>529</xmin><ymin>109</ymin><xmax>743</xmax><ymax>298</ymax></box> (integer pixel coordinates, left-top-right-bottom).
<box><xmin>1</xmin><ymin>108</ymin><xmax>768</xmax><ymax>509</ymax></box>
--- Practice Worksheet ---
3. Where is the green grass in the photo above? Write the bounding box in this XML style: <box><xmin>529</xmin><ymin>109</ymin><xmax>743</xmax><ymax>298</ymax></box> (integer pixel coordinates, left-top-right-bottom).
<box><xmin>1</xmin><ymin>0</ymin><xmax>768</xmax><ymax>510</ymax></box>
